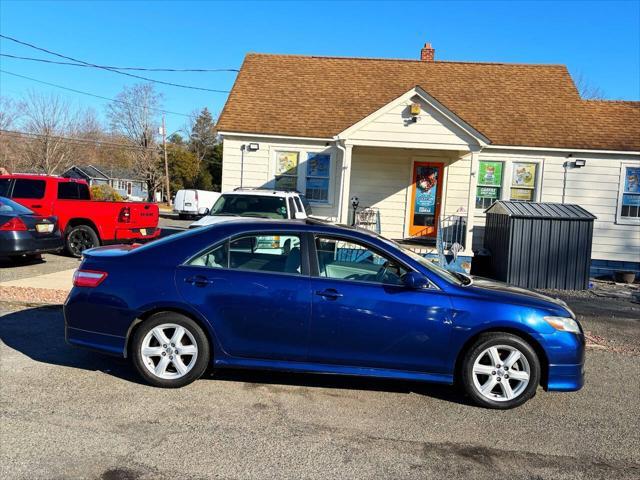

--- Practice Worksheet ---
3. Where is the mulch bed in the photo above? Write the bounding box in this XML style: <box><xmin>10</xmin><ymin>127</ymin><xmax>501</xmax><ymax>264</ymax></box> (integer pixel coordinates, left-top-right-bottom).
<box><xmin>0</xmin><ymin>286</ymin><xmax>68</xmax><ymax>305</ymax></box>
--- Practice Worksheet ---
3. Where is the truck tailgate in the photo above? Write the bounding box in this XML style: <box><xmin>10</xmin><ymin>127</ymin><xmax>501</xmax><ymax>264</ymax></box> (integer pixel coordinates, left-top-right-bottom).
<box><xmin>125</xmin><ymin>202</ymin><xmax>159</xmax><ymax>227</ymax></box>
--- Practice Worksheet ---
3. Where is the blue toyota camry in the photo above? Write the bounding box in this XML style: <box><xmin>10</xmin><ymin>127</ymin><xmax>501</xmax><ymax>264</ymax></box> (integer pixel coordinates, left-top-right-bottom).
<box><xmin>64</xmin><ymin>218</ymin><xmax>584</xmax><ymax>409</ymax></box>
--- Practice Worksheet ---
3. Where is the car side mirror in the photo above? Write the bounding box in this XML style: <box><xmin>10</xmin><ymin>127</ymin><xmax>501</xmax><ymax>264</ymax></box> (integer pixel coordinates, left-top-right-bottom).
<box><xmin>198</xmin><ymin>207</ymin><xmax>210</xmax><ymax>215</ymax></box>
<box><xmin>402</xmin><ymin>271</ymin><xmax>430</xmax><ymax>290</ymax></box>
<box><xmin>294</xmin><ymin>212</ymin><xmax>306</xmax><ymax>220</ymax></box>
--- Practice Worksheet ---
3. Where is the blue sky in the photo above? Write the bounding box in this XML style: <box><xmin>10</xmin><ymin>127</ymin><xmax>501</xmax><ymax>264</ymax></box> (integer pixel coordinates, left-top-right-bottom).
<box><xmin>1</xmin><ymin>0</ymin><xmax>639</xmax><ymax>133</ymax></box>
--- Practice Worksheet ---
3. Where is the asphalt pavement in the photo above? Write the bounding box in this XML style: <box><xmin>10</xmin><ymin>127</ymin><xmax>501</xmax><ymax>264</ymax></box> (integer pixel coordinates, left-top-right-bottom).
<box><xmin>1</xmin><ymin>294</ymin><xmax>639</xmax><ymax>479</ymax></box>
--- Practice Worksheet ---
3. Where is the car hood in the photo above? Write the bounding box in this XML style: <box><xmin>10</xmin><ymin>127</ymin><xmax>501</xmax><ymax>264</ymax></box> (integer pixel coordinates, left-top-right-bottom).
<box><xmin>465</xmin><ymin>276</ymin><xmax>572</xmax><ymax>315</ymax></box>
<box><xmin>189</xmin><ymin>215</ymin><xmax>239</xmax><ymax>228</ymax></box>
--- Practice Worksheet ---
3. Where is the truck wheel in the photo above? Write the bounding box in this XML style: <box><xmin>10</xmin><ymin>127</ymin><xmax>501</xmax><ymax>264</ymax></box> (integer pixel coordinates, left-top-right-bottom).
<box><xmin>65</xmin><ymin>225</ymin><xmax>100</xmax><ymax>257</ymax></box>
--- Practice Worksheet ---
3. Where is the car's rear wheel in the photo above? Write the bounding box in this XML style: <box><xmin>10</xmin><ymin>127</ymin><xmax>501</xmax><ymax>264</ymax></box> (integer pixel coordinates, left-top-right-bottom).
<box><xmin>131</xmin><ymin>312</ymin><xmax>210</xmax><ymax>388</ymax></box>
<box><xmin>461</xmin><ymin>333</ymin><xmax>540</xmax><ymax>409</ymax></box>
<box><xmin>65</xmin><ymin>225</ymin><xmax>99</xmax><ymax>257</ymax></box>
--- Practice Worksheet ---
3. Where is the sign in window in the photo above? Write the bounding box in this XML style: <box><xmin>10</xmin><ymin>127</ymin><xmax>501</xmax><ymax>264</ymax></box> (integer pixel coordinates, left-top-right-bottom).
<box><xmin>510</xmin><ymin>162</ymin><xmax>537</xmax><ymax>202</ymax></box>
<box><xmin>305</xmin><ymin>153</ymin><xmax>330</xmax><ymax>202</ymax></box>
<box><xmin>476</xmin><ymin>161</ymin><xmax>503</xmax><ymax>209</ymax></box>
<box><xmin>621</xmin><ymin>166</ymin><xmax>640</xmax><ymax>219</ymax></box>
<box><xmin>274</xmin><ymin>151</ymin><xmax>299</xmax><ymax>191</ymax></box>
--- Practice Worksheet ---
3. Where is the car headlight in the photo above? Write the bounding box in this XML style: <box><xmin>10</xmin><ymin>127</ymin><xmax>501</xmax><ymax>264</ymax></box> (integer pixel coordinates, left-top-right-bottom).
<box><xmin>544</xmin><ymin>316</ymin><xmax>581</xmax><ymax>334</ymax></box>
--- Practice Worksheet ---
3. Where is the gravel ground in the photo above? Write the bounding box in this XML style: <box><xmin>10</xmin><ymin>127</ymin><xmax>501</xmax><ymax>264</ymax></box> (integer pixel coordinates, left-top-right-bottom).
<box><xmin>1</xmin><ymin>295</ymin><xmax>639</xmax><ymax>480</ymax></box>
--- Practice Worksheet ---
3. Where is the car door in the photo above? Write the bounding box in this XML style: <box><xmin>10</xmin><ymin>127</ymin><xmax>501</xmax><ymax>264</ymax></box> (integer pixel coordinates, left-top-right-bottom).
<box><xmin>10</xmin><ymin>179</ymin><xmax>48</xmax><ymax>215</ymax></box>
<box><xmin>175</xmin><ymin>231</ymin><xmax>312</xmax><ymax>361</ymax></box>
<box><xmin>307</xmin><ymin>234</ymin><xmax>454</xmax><ymax>374</ymax></box>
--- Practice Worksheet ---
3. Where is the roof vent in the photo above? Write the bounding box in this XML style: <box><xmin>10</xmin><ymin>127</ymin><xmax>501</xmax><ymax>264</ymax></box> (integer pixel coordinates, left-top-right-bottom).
<box><xmin>420</xmin><ymin>42</ymin><xmax>435</xmax><ymax>62</ymax></box>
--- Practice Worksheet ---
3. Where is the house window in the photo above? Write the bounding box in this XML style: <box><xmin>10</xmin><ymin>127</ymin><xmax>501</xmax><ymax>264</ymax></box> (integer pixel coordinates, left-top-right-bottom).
<box><xmin>305</xmin><ymin>153</ymin><xmax>330</xmax><ymax>203</ymax></box>
<box><xmin>274</xmin><ymin>151</ymin><xmax>299</xmax><ymax>191</ymax></box>
<box><xmin>475</xmin><ymin>161</ymin><xmax>503</xmax><ymax>209</ymax></box>
<box><xmin>510</xmin><ymin>162</ymin><xmax>538</xmax><ymax>202</ymax></box>
<box><xmin>618</xmin><ymin>165</ymin><xmax>640</xmax><ymax>222</ymax></box>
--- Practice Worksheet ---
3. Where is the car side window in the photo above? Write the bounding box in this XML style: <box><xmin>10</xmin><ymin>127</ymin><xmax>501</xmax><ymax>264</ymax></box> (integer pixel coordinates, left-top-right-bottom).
<box><xmin>188</xmin><ymin>243</ymin><xmax>228</xmax><ymax>269</ymax></box>
<box><xmin>0</xmin><ymin>179</ymin><xmax>12</xmax><ymax>197</ymax></box>
<box><xmin>12</xmin><ymin>179</ymin><xmax>45</xmax><ymax>199</ymax></box>
<box><xmin>189</xmin><ymin>234</ymin><xmax>303</xmax><ymax>275</ymax></box>
<box><xmin>315</xmin><ymin>236</ymin><xmax>407</xmax><ymax>286</ymax></box>
<box><xmin>58</xmin><ymin>182</ymin><xmax>79</xmax><ymax>199</ymax></box>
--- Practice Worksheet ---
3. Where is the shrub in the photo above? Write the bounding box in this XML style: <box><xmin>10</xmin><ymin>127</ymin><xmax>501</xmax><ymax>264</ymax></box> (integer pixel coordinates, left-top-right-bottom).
<box><xmin>90</xmin><ymin>184</ymin><xmax>124</xmax><ymax>201</ymax></box>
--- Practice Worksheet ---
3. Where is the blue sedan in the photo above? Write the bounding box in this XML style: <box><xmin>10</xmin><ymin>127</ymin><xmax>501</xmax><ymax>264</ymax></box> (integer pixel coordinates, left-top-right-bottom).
<box><xmin>64</xmin><ymin>219</ymin><xmax>584</xmax><ymax>409</ymax></box>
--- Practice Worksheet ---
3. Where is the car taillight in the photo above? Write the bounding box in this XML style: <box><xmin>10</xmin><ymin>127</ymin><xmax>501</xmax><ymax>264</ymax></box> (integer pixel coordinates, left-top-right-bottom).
<box><xmin>118</xmin><ymin>206</ymin><xmax>131</xmax><ymax>223</ymax></box>
<box><xmin>0</xmin><ymin>217</ymin><xmax>28</xmax><ymax>231</ymax></box>
<box><xmin>73</xmin><ymin>269</ymin><xmax>108</xmax><ymax>288</ymax></box>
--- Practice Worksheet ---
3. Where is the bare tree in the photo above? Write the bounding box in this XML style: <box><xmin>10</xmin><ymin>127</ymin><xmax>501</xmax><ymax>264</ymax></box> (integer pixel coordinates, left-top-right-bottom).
<box><xmin>107</xmin><ymin>83</ymin><xmax>163</xmax><ymax>200</ymax></box>
<box><xmin>574</xmin><ymin>72</ymin><xmax>605</xmax><ymax>100</ymax></box>
<box><xmin>0</xmin><ymin>96</ymin><xmax>26</xmax><ymax>173</ymax></box>
<box><xmin>19</xmin><ymin>91</ymin><xmax>78</xmax><ymax>174</ymax></box>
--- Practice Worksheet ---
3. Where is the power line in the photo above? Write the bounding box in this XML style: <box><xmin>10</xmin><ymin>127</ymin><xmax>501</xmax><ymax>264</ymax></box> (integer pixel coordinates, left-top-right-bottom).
<box><xmin>0</xmin><ymin>128</ymin><xmax>158</xmax><ymax>151</ymax></box>
<box><xmin>0</xmin><ymin>69</ymin><xmax>191</xmax><ymax>118</ymax></box>
<box><xmin>0</xmin><ymin>53</ymin><xmax>239</xmax><ymax>73</ymax></box>
<box><xmin>0</xmin><ymin>34</ymin><xmax>231</xmax><ymax>93</ymax></box>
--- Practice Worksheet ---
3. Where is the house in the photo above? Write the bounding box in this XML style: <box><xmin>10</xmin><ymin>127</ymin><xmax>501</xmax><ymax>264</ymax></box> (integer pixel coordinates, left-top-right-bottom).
<box><xmin>215</xmin><ymin>43</ymin><xmax>640</xmax><ymax>277</ymax></box>
<box><xmin>62</xmin><ymin>165</ymin><xmax>148</xmax><ymax>201</ymax></box>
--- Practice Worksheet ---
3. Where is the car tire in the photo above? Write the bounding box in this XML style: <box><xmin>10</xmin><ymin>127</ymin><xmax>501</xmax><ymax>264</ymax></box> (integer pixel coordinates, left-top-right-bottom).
<box><xmin>461</xmin><ymin>332</ymin><xmax>540</xmax><ymax>409</ymax></box>
<box><xmin>65</xmin><ymin>225</ymin><xmax>100</xmax><ymax>258</ymax></box>
<box><xmin>131</xmin><ymin>312</ymin><xmax>210</xmax><ymax>388</ymax></box>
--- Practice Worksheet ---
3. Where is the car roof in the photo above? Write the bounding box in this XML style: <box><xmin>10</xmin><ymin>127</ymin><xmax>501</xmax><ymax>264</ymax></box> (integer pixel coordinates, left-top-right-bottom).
<box><xmin>223</xmin><ymin>188</ymin><xmax>302</xmax><ymax>197</ymax></box>
<box><xmin>0</xmin><ymin>174</ymin><xmax>84</xmax><ymax>183</ymax></box>
<box><xmin>197</xmin><ymin>217</ymin><xmax>380</xmax><ymax>239</ymax></box>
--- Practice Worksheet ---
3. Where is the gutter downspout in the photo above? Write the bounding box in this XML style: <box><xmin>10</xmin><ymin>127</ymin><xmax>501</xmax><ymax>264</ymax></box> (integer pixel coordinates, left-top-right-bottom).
<box><xmin>334</xmin><ymin>136</ymin><xmax>347</xmax><ymax>223</ymax></box>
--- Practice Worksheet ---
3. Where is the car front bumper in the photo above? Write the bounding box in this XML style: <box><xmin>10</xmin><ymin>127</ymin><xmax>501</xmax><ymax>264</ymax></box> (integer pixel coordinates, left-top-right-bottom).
<box><xmin>0</xmin><ymin>231</ymin><xmax>63</xmax><ymax>256</ymax></box>
<box><xmin>534</xmin><ymin>330</ymin><xmax>586</xmax><ymax>392</ymax></box>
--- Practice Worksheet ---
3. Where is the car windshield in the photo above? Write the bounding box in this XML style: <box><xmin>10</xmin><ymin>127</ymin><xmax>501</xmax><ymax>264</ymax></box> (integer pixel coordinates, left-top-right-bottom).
<box><xmin>209</xmin><ymin>194</ymin><xmax>288</xmax><ymax>219</ymax></box>
<box><xmin>400</xmin><ymin>246</ymin><xmax>471</xmax><ymax>286</ymax></box>
<box><xmin>0</xmin><ymin>196</ymin><xmax>33</xmax><ymax>215</ymax></box>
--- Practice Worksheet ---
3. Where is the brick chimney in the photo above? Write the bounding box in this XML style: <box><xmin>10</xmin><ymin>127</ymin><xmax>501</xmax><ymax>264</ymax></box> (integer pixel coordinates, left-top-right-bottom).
<box><xmin>420</xmin><ymin>42</ymin><xmax>435</xmax><ymax>62</ymax></box>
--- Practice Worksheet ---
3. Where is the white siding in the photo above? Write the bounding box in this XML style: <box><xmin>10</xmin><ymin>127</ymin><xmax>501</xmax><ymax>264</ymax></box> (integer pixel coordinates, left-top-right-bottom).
<box><xmin>350</xmin><ymin>148</ymin><xmax>470</xmax><ymax>239</ymax></box>
<box><xmin>348</xmin><ymin>95</ymin><xmax>478</xmax><ymax>149</ymax></box>
<box><xmin>472</xmin><ymin>149</ymin><xmax>640</xmax><ymax>263</ymax></box>
<box><xmin>221</xmin><ymin>135</ymin><xmax>342</xmax><ymax>219</ymax></box>
<box><xmin>350</xmin><ymin>150</ymin><xmax>411</xmax><ymax>239</ymax></box>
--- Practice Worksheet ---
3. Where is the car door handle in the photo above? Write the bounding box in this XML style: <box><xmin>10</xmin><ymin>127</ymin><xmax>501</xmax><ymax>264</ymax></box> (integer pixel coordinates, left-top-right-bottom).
<box><xmin>31</xmin><ymin>204</ymin><xmax>42</xmax><ymax>209</ymax></box>
<box><xmin>315</xmin><ymin>289</ymin><xmax>343</xmax><ymax>300</ymax></box>
<box><xmin>185</xmin><ymin>275</ymin><xmax>214</xmax><ymax>287</ymax></box>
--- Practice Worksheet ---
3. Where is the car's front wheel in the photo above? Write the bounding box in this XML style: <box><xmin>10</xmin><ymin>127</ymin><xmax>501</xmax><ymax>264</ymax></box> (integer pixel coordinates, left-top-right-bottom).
<box><xmin>131</xmin><ymin>312</ymin><xmax>210</xmax><ymax>388</ymax></box>
<box><xmin>461</xmin><ymin>333</ymin><xmax>540</xmax><ymax>409</ymax></box>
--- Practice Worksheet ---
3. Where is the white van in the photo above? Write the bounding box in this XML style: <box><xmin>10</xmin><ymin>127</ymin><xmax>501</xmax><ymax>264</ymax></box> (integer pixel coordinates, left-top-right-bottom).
<box><xmin>173</xmin><ymin>189</ymin><xmax>221</xmax><ymax>219</ymax></box>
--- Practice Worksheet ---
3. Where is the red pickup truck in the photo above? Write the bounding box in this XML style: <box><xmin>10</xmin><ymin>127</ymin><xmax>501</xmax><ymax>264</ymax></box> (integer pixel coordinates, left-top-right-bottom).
<box><xmin>0</xmin><ymin>174</ymin><xmax>160</xmax><ymax>257</ymax></box>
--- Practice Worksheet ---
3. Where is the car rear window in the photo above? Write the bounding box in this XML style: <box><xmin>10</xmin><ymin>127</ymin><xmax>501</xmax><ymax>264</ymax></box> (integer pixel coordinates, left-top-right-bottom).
<box><xmin>0</xmin><ymin>196</ymin><xmax>33</xmax><ymax>215</ymax></box>
<box><xmin>58</xmin><ymin>181</ymin><xmax>91</xmax><ymax>200</ymax></box>
<box><xmin>12</xmin><ymin>179</ymin><xmax>46</xmax><ymax>199</ymax></box>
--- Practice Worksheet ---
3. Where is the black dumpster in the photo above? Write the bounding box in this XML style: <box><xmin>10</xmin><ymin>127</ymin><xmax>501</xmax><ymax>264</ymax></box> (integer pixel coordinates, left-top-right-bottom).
<box><xmin>483</xmin><ymin>201</ymin><xmax>596</xmax><ymax>290</ymax></box>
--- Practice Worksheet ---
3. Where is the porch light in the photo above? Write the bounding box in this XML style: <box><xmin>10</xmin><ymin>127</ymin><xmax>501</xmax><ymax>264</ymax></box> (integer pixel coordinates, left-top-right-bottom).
<box><xmin>410</xmin><ymin>102</ymin><xmax>421</xmax><ymax>116</ymax></box>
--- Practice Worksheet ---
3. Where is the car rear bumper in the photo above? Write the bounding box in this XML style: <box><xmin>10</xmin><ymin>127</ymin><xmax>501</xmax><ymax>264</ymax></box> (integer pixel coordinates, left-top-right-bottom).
<box><xmin>114</xmin><ymin>227</ymin><xmax>161</xmax><ymax>241</ymax></box>
<box><xmin>0</xmin><ymin>231</ymin><xmax>63</xmax><ymax>256</ymax></box>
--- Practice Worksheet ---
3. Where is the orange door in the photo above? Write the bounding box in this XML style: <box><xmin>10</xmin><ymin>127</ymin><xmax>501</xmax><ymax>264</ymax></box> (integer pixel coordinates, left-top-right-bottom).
<box><xmin>408</xmin><ymin>162</ymin><xmax>443</xmax><ymax>237</ymax></box>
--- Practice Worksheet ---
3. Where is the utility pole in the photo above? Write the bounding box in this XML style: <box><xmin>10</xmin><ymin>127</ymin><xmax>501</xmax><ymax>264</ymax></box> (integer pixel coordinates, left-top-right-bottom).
<box><xmin>162</xmin><ymin>114</ymin><xmax>171</xmax><ymax>204</ymax></box>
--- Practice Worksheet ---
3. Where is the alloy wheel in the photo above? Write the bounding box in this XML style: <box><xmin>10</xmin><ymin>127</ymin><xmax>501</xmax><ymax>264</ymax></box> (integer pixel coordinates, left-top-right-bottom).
<box><xmin>471</xmin><ymin>345</ymin><xmax>531</xmax><ymax>402</ymax></box>
<box><xmin>140</xmin><ymin>323</ymin><xmax>199</xmax><ymax>380</ymax></box>
<box><xmin>68</xmin><ymin>229</ymin><xmax>95</xmax><ymax>255</ymax></box>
